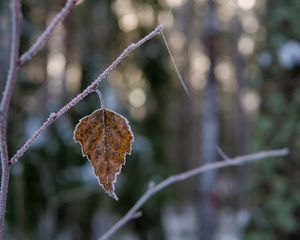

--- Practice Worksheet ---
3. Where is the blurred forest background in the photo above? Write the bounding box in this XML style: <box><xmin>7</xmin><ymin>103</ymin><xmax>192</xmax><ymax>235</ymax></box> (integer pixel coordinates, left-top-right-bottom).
<box><xmin>0</xmin><ymin>0</ymin><xmax>300</xmax><ymax>239</ymax></box>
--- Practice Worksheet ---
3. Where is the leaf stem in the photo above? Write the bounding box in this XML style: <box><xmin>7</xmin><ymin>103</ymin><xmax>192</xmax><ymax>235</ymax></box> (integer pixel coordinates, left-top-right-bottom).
<box><xmin>95</xmin><ymin>90</ymin><xmax>105</xmax><ymax>109</ymax></box>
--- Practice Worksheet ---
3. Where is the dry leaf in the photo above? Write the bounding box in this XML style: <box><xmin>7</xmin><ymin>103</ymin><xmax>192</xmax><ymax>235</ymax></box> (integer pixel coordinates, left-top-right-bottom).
<box><xmin>73</xmin><ymin>108</ymin><xmax>134</xmax><ymax>200</ymax></box>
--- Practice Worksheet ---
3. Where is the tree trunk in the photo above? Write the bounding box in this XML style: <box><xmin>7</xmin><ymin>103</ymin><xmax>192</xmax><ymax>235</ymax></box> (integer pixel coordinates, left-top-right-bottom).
<box><xmin>198</xmin><ymin>0</ymin><xmax>219</xmax><ymax>239</ymax></box>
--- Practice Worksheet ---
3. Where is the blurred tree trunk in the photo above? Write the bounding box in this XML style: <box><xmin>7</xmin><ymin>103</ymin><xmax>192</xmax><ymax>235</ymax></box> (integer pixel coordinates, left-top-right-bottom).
<box><xmin>163</xmin><ymin>1</ymin><xmax>195</xmax><ymax>192</ymax></box>
<box><xmin>233</xmin><ymin>16</ymin><xmax>250</xmax><ymax>206</ymax></box>
<box><xmin>198</xmin><ymin>0</ymin><xmax>219</xmax><ymax>239</ymax></box>
<box><xmin>175</xmin><ymin>0</ymin><xmax>194</xmax><ymax>189</ymax></box>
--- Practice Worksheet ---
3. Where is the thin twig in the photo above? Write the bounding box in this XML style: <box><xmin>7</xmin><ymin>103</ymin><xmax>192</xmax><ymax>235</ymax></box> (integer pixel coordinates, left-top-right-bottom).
<box><xmin>0</xmin><ymin>0</ymin><xmax>22</xmax><ymax>117</ymax></box>
<box><xmin>161</xmin><ymin>31</ymin><xmax>192</xmax><ymax>100</ymax></box>
<box><xmin>131</xmin><ymin>211</ymin><xmax>143</xmax><ymax>220</ymax></box>
<box><xmin>0</xmin><ymin>1</ymin><xmax>79</xmax><ymax>238</ymax></box>
<box><xmin>216</xmin><ymin>145</ymin><xmax>230</xmax><ymax>161</ymax></box>
<box><xmin>98</xmin><ymin>148</ymin><xmax>289</xmax><ymax>240</ymax></box>
<box><xmin>19</xmin><ymin>0</ymin><xmax>78</xmax><ymax>65</ymax></box>
<box><xmin>10</xmin><ymin>25</ymin><xmax>163</xmax><ymax>165</ymax></box>
<box><xmin>0</xmin><ymin>114</ymin><xmax>10</xmax><ymax>240</ymax></box>
<box><xmin>0</xmin><ymin>0</ymin><xmax>22</xmax><ymax>238</ymax></box>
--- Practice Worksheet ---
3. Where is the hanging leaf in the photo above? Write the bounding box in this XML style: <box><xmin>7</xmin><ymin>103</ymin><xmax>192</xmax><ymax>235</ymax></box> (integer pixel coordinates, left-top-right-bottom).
<box><xmin>74</xmin><ymin>108</ymin><xmax>134</xmax><ymax>200</ymax></box>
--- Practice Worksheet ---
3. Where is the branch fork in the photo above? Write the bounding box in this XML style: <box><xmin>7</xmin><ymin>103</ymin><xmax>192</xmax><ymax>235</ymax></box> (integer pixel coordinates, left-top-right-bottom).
<box><xmin>0</xmin><ymin>1</ymin><xmax>290</xmax><ymax>240</ymax></box>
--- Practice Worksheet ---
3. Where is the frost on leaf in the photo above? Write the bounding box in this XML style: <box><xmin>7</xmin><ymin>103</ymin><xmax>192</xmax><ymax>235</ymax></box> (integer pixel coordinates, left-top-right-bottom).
<box><xmin>74</xmin><ymin>109</ymin><xmax>134</xmax><ymax>200</ymax></box>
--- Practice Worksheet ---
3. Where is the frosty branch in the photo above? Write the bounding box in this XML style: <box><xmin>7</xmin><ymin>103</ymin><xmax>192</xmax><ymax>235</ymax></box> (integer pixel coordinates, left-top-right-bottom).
<box><xmin>0</xmin><ymin>0</ymin><xmax>22</xmax><ymax>238</ymax></box>
<box><xmin>0</xmin><ymin>1</ymin><xmax>290</xmax><ymax>240</ymax></box>
<box><xmin>1</xmin><ymin>0</ymin><xmax>163</xmax><ymax>236</ymax></box>
<box><xmin>99</xmin><ymin>148</ymin><xmax>289</xmax><ymax>240</ymax></box>
<box><xmin>0</xmin><ymin>0</ymin><xmax>79</xmax><ymax>238</ymax></box>
<box><xmin>10</xmin><ymin>24</ymin><xmax>163</xmax><ymax>165</ymax></box>
<box><xmin>19</xmin><ymin>0</ymin><xmax>78</xmax><ymax>65</ymax></box>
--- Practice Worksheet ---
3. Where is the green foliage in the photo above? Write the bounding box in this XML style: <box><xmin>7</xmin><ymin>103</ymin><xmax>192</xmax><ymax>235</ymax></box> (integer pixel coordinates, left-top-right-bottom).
<box><xmin>245</xmin><ymin>1</ymin><xmax>300</xmax><ymax>239</ymax></box>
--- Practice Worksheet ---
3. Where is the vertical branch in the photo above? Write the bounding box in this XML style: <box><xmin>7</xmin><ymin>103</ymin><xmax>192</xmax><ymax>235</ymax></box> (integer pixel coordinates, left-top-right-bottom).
<box><xmin>0</xmin><ymin>0</ymin><xmax>22</xmax><ymax>117</ymax></box>
<box><xmin>0</xmin><ymin>0</ymin><xmax>22</xmax><ymax>238</ymax></box>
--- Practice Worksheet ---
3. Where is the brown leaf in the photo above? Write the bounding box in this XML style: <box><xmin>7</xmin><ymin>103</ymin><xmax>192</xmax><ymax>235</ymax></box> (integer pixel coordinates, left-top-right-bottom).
<box><xmin>73</xmin><ymin>108</ymin><xmax>134</xmax><ymax>200</ymax></box>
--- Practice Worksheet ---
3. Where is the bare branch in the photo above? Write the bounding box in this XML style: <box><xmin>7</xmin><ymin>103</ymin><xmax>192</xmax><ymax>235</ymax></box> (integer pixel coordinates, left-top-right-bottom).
<box><xmin>10</xmin><ymin>25</ymin><xmax>163</xmax><ymax>165</ymax></box>
<box><xmin>98</xmin><ymin>148</ymin><xmax>289</xmax><ymax>240</ymax></box>
<box><xmin>0</xmin><ymin>113</ymin><xmax>11</xmax><ymax>240</ymax></box>
<box><xmin>216</xmin><ymin>145</ymin><xmax>230</xmax><ymax>161</ymax></box>
<box><xmin>131</xmin><ymin>211</ymin><xmax>143</xmax><ymax>220</ymax></box>
<box><xmin>19</xmin><ymin>0</ymin><xmax>78</xmax><ymax>65</ymax></box>
<box><xmin>161</xmin><ymin>31</ymin><xmax>191</xmax><ymax>100</ymax></box>
<box><xmin>0</xmin><ymin>0</ymin><xmax>22</xmax><ymax>117</ymax></box>
<box><xmin>0</xmin><ymin>0</ymin><xmax>22</xmax><ymax>238</ymax></box>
